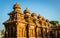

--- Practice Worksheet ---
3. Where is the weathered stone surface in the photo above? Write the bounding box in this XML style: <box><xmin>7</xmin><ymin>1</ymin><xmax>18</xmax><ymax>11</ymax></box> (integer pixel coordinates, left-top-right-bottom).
<box><xmin>3</xmin><ymin>3</ymin><xmax>60</xmax><ymax>38</ymax></box>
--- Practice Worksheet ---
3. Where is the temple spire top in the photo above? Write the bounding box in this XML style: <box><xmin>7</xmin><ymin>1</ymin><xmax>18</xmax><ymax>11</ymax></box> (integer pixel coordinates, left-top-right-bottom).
<box><xmin>31</xmin><ymin>12</ymin><xmax>37</xmax><ymax>17</ymax></box>
<box><xmin>24</xmin><ymin>8</ymin><xmax>30</xmax><ymax>14</ymax></box>
<box><xmin>37</xmin><ymin>14</ymin><xmax>42</xmax><ymax>19</ymax></box>
<box><xmin>13</xmin><ymin>3</ymin><xmax>21</xmax><ymax>9</ymax></box>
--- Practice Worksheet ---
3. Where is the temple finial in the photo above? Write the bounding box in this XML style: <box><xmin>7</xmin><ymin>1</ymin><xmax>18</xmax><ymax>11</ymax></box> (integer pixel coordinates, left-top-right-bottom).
<box><xmin>37</xmin><ymin>14</ymin><xmax>42</xmax><ymax>19</ymax></box>
<box><xmin>31</xmin><ymin>12</ymin><xmax>37</xmax><ymax>17</ymax></box>
<box><xmin>24</xmin><ymin>8</ymin><xmax>30</xmax><ymax>14</ymax></box>
<box><xmin>13</xmin><ymin>3</ymin><xmax>21</xmax><ymax>9</ymax></box>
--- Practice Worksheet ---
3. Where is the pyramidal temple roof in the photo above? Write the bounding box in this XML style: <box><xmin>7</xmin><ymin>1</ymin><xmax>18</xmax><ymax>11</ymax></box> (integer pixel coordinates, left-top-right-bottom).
<box><xmin>24</xmin><ymin>8</ymin><xmax>30</xmax><ymax>14</ymax></box>
<box><xmin>3</xmin><ymin>3</ymin><xmax>50</xmax><ymax>25</ymax></box>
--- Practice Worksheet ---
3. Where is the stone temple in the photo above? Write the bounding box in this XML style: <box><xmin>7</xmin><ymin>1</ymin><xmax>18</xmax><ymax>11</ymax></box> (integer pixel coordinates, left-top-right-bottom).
<box><xmin>3</xmin><ymin>3</ymin><xmax>60</xmax><ymax>38</ymax></box>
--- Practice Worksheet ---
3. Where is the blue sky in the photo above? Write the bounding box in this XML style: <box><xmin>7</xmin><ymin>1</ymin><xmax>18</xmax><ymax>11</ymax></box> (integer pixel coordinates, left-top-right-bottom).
<box><xmin>0</xmin><ymin>0</ymin><xmax>60</xmax><ymax>30</ymax></box>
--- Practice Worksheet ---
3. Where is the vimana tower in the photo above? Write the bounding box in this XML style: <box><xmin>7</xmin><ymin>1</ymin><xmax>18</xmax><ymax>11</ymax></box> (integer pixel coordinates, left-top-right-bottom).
<box><xmin>3</xmin><ymin>3</ymin><xmax>60</xmax><ymax>38</ymax></box>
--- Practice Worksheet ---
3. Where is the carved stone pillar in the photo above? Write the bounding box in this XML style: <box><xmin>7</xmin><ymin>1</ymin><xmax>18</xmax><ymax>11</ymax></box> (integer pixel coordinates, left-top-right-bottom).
<box><xmin>45</xmin><ymin>28</ymin><xmax>47</xmax><ymax>38</ymax></box>
<box><xmin>41</xmin><ymin>28</ymin><xmax>43</xmax><ymax>38</ymax></box>
<box><xmin>29</xmin><ymin>25</ymin><xmax>35</xmax><ymax>38</ymax></box>
<box><xmin>17</xmin><ymin>22</ymin><xmax>26</xmax><ymax>38</ymax></box>
<box><xmin>36</xmin><ymin>27</ymin><xmax>42</xmax><ymax>38</ymax></box>
<box><xmin>55</xmin><ymin>30</ymin><xmax>57</xmax><ymax>38</ymax></box>
<box><xmin>5</xmin><ymin>29</ymin><xmax>8</xmax><ymax>38</ymax></box>
<box><xmin>43</xmin><ymin>28</ymin><xmax>46</xmax><ymax>38</ymax></box>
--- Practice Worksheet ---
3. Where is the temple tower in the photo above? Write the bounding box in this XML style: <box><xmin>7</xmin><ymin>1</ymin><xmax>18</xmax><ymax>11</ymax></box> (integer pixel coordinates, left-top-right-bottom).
<box><xmin>3</xmin><ymin>3</ymin><xmax>55</xmax><ymax>38</ymax></box>
<box><xmin>3</xmin><ymin>3</ymin><xmax>27</xmax><ymax>38</ymax></box>
<box><xmin>24</xmin><ymin>8</ymin><xmax>36</xmax><ymax>38</ymax></box>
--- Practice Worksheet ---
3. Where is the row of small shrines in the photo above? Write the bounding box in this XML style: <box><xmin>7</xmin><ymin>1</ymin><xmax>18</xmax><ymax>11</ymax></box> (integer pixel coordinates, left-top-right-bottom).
<box><xmin>3</xmin><ymin>3</ymin><xmax>60</xmax><ymax>38</ymax></box>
